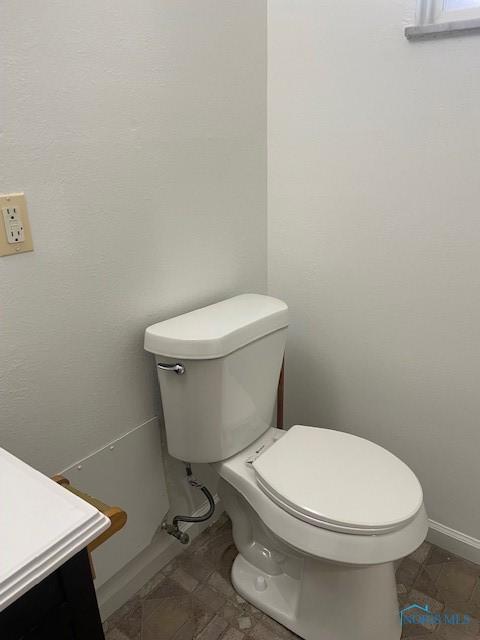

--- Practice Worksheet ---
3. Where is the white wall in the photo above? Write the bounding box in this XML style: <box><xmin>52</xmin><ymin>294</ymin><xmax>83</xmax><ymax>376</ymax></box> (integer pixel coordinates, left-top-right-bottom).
<box><xmin>0</xmin><ymin>0</ymin><xmax>266</xmax><ymax>593</ymax></box>
<box><xmin>268</xmin><ymin>0</ymin><xmax>480</xmax><ymax>548</ymax></box>
<box><xmin>4</xmin><ymin>0</ymin><xmax>480</xmax><ymax>597</ymax></box>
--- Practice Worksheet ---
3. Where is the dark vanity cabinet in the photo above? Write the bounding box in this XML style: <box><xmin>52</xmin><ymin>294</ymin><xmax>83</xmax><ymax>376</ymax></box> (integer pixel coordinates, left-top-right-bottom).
<box><xmin>0</xmin><ymin>548</ymin><xmax>105</xmax><ymax>640</ymax></box>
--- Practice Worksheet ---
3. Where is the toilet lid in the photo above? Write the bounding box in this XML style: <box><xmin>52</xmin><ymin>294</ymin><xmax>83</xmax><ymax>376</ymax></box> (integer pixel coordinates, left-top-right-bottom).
<box><xmin>252</xmin><ymin>425</ymin><xmax>423</xmax><ymax>535</ymax></box>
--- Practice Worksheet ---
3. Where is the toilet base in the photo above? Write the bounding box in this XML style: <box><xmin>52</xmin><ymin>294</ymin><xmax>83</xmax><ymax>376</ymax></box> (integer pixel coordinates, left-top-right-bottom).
<box><xmin>231</xmin><ymin>554</ymin><xmax>299</xmax><ymax>630</ymax></box>
<box><xmin>231</xmin><ymin>553</ymin><xmax>401</xmax><ymax>640</ymax></box>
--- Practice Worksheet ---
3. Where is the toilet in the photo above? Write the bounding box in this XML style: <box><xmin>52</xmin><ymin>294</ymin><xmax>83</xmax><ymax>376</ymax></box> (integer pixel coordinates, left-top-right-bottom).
<box><xmin>145</xmin><ymin>294</ymin><xmax>428</xmax><ymax>640</ymax></box>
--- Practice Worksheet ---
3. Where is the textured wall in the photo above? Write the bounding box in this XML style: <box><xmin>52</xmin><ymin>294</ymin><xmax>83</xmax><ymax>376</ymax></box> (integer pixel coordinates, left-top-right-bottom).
<box><xmin>0</xmin><ymin>0</ymin><xmax>266</xmax><ymax>469</ymax></box>
<box><xmin>0</xmin><ymin>0</ymin><xmax>266</xmax><ymax>582</ymax></box>
<box><xmin>268</xmin><ymin>0</ymin><xmax>480</xmax><ymax>541</ymax></box>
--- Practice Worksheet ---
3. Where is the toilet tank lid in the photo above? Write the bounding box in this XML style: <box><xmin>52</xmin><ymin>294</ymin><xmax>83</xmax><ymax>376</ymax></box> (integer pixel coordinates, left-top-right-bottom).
<box><xmin>144</xmin><ymin>294</ymin><xmax>288</xmax><ymax>360</ymax></box>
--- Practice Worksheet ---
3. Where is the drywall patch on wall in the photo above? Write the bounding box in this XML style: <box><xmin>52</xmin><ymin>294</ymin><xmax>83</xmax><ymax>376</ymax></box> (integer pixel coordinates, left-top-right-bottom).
<box><xmin>62</xmin><ymin>417</ymin><xmax>169</xmax><ymax>588</ymax></box>
<box><xmin>62</xmin><ymin>415</ymin><xmax>223</xmax><ymax>596</ymax></box>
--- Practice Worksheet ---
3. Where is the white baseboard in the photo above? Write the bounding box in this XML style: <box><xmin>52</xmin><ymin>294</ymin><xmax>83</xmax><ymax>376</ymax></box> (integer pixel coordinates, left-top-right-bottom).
<box><xmin>428</xmin><ymin>519</ymin><xmax>480</xmax><ymax>564</ymax></box>
<box><xmin>97</xmin><ymin>496</ymin><xmax>224</xmax><ymax>620</ymax></box>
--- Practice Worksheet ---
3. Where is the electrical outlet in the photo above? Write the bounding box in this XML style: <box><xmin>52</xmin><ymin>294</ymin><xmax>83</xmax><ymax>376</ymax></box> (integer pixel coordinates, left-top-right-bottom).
<box><xmin>0</xmin><ymin>193</ymin><xmax>33</xmax><ymax>256</ymax></box>
<box><xmin>2</xmin><ymin>206</ymin><xmax>25</xmax><ymax>243</ymax></box>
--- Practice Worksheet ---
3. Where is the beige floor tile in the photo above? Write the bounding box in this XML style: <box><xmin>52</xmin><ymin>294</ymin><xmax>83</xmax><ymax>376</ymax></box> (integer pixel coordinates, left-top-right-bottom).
<box><xmin>221</xmin><ymin>628</ymin><xmax>245</xmax><ymax>640</ymax></box>
<box><xmin>409</xmin><ymin>542</ymin><xmax>433</xmax><ymax>565</ymax></box>
<box><xmin>414</xmin><ymin>563</ymin><xmax>443</xmax><ymax>599</ymax></box>
<box><xmin>217</xmin><ymin>543</ymin><xmax>238</xmax><ymax>581</ymax></box>
<box><xmin>231</xmin><ymin>597</ymin><xmax>263</xmax><ymax>621</ymax></box>
<box><xmin>470</xmin><ymin>579</ymin><xmax>480</xmax><ymax>606</ymax></box>
<box><xmin>194</xmin><ymin>583</ymin><xmax>227</xmax><ymax>613</ymax></box>
<box><xmin>145</xmin><ymin>576</ymin><xmax>190</xmax><ymax>601</ymax></box>
<box><xmin>259</xmin><ymin>615</ymin><xmax>297</xmax><ymax>639</ymax></box>
<box><xmin>237</xmin><ymin>616</ymin><xmax>253</xmax><ymax>631</ymax></box>
<box><xmin>195</xmin><ymin>530</ymin><xmax>235</xmax><ymax>569</ymax></box>
<box><xmin>438</xmin><ymin>598</ymin><xmax>480</xmax><ymax>624</ymax></box>
<box><xmin>177</xmin><ymin>553</ymin><xmax>216</xmax><ymax>583</ymax></box>
<box><xmin>437</xmin><ymin>562</ymin><xmax>480</xmax><ymax>603</ymax></box>
<box><xmin>169</xmin><ymin>599</ymin><xmax>215</xmax><ymax>640</ymax></box>
<box><xmin>427</xmin><ymin>548</ymin><xmax>459</xmax><ymax>566</ymax></box>
<box><xmin>220</xmin><ymin>600</ymin><xmax>243</xmax><ymax>623</ymax></box>
<box><xmin>402</xmin><ymin>625</ymin><xmax>436</xmax><ymax>638</ymax></box>
<box><xmin>440</xmin><ymin>609</ymin><xmax>480</xmax><ymax>638</ymax></box>
<box><xmin>196</xmin><ymin>614</ymin><xmax>229</xmax><ymax>640</ymax></box>
<box><xmin>105</xmin><ymin>628</ymin><xmax>132</xmax><ymax>640</ymax></box>
<box><xmin>245</xmin><ymin>622</ymin><xmax>278</xmax><ymax>640</ymax></box>
<box><xmin>397</xmin><ymin>557</ymin><xmax>423</xmax><ymax>591</ymax></box>
<box><xmin>245</xmin><ymin>621</ymin><xmax>299</xmax><ymax>640</ymax></box>
<box><xmin>171</xmin><ymin>567</ymin><xmax>200</xmax><ymax>592</ymax></box>
<box><xmin>208</xmin><ymin>571</ymin><xmax>236</xmax><ymax>598</ymax></box>
<box><xmin>108</xmin><ymin>595</ymin><xmax>142</xmax><ymax>629</ymax></box>
<box><xmin>111</xmin><ymin>600</ymin><xmax>142</xmax><ymax>640</ymax></box>
<box><xmin>142</xmin><ymin>596</ymin><xmax>192</xmax><ymax>640</ymax></box>
<box><xmin>138</xmin><ymin>571</ymin><xmax>166</xmax><ymax>598</ymax></box>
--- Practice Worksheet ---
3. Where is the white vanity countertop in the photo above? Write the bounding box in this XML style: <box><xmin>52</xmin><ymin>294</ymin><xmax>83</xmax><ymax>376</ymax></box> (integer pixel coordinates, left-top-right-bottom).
<box><xmin>0</xmin><ymin>447</ymin><xmax>110</xmax><ymax>612</ymax></box>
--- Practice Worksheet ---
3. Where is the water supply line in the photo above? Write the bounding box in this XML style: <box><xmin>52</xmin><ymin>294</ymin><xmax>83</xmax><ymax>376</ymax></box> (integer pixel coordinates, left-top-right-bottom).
<box><xmin>161</xmin><ymin>463</ymin><xmax>215</xmax><ymax>544</ymax></box>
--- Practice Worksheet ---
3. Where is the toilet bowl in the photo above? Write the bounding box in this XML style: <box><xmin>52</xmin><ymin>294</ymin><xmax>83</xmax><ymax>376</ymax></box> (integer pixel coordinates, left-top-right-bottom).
<box><xmin>145</xmin><ymin>294</ymin><xmax>428</xmax><ymax>640</ymax></box>
<box><xmin>214</xmin><ymin>426</ymin><xmax>427</xmax><ymax>640</ymax></box>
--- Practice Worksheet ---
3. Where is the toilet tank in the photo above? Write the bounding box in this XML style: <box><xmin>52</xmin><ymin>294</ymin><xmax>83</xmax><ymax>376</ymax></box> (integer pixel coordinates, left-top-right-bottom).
<box><xmin>144</xmin><ymin>294</ymin><xmax>288</xmax><ymax>463</ymax></box>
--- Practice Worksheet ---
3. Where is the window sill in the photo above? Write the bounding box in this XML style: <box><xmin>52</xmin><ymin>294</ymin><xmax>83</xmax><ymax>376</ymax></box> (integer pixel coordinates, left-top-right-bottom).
<box><xmin>405</xmin><ymin>16</ymin><xmax>480</xmax><ymax>39</ymax></box>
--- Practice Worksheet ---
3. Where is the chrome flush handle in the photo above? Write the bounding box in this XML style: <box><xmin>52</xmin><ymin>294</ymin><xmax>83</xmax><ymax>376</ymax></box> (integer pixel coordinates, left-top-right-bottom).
<box><xmin>157</xmin><ymin>362</ymin><xmax>186</xmax><ymax>375</ymax></box>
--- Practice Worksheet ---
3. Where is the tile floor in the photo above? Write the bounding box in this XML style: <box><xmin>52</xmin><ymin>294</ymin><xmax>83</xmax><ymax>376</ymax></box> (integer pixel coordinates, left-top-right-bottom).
<box><xmin>105</xmin><ymin>515</ymin><xmax>480</xmax><ymax>640</ymax></box>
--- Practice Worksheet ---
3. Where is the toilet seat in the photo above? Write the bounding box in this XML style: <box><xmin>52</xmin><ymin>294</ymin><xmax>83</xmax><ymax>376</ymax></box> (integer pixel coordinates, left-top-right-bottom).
<box><xmin>253</xmin><ymin>425</ymin><xmax>423</xmax><ymax>535</ymax></box>
<box><xmin>215</xmin><ymin>427</ymin><xmax>428</xmax><ymax>564</ymax></box>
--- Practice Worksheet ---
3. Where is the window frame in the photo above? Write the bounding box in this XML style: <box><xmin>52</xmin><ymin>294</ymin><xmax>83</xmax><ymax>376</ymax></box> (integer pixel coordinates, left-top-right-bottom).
<box><xmin>405</xmin><ymin>0</ymin><xmax>480</xmax><ymax>39</ymax></box>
